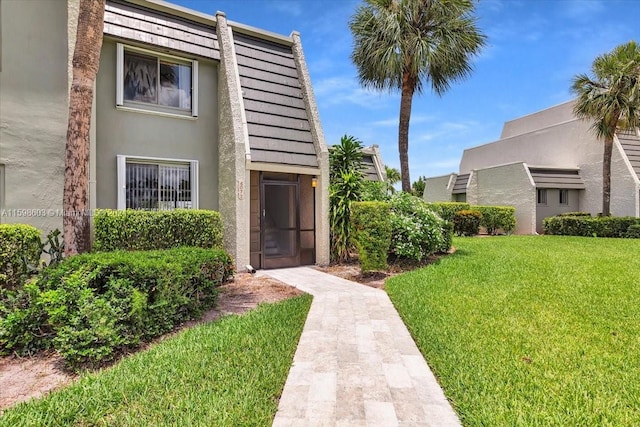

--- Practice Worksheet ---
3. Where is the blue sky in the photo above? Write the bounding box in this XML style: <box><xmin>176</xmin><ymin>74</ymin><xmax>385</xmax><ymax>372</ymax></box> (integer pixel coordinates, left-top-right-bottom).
<box><xmin>172</xmin><ymin>0</ymin><xmax>639</xmax><ymax>181</ymax></box>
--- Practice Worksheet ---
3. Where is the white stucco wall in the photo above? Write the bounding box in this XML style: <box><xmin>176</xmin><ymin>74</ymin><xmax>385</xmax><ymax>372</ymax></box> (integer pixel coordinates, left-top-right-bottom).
<box><xmin>474</xmin><ymin>163</ymin><xmax>536</xmax><ymax>234</ymax></box>
<box><xmin>460</xmin><ymin>119</ymin><xmax>591</xmax><ymax>174</ymax></box>
<box><xmin>0</xmin><ymin>0</ymin><xmax>70</xmax><ymax>233</ymax></box>
<box><xmin>423</xmin><ymin>174</ymin><xmax>454</xmax><ymax>202</ymax></box>
<box><xmin>500</xmin><ymin>101</ymin><xmax>577</xmax><ymax>139</ymax></box>
<box><xmin>610</xmin><ymin>140</ymin><xmax>639</xmax><ymax>216</ymax></box>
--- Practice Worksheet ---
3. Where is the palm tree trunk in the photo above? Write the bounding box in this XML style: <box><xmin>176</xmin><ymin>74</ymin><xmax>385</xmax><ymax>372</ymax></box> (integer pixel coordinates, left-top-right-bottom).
<box><xmin>602</xmin><ymin>135</ymin><xmax>614</xmax><ymax>216</ymax></box>
<box><xmin>399</xmin><ymin>71</ymin><xmax>416</xmax><ymax>193</ymax></box>
<box><xmin>64</xmin><ymin>0</ymin><xmax>105</xmax><ymax>256</ymax></box>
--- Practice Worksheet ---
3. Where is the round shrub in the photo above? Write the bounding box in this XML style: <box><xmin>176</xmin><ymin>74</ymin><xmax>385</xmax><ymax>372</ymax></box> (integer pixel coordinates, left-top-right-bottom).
<box><xmin>454</xmin><ymin>209</ymin><xmax>482</xmax><ymax>236</ymax></box>
<box><xmin>389</xmin><ymin>193</ymin><xmax>448</xmax><ymax>262</ymax></box>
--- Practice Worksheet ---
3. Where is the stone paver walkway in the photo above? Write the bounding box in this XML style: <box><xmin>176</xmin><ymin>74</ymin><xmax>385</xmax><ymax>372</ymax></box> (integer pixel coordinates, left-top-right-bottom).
<box><xmin>259</xmin><ymin>267</ymin><xmax>461</xmax><ymax>427</ymax></box>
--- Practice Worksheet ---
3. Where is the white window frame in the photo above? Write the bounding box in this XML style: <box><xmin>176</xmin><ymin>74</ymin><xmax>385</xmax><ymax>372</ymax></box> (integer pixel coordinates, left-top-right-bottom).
<box><xmin>117</xmin><ymin>155</ymin><xmax>199</xmax><ymax>210</ymax></box>
<box><xmin>116</xmin><ymin>43</ymin><xmax>199</xmax><ymax>118</ymax></box>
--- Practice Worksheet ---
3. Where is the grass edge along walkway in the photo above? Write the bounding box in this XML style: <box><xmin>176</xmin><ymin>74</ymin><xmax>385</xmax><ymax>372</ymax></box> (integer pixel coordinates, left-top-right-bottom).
<box><xmin>387</xmin><ymin>236</ymin><xmax>640</xmax><ymax>426</ymax></box>
<box><xmin>0</xmin><ymin>295</ymin><xmax>312</xmax><ymax>427</ymax></box>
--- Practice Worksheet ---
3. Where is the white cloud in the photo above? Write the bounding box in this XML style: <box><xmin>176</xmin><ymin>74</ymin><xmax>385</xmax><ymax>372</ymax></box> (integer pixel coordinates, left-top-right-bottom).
<box><xmin>313</xmin><ymin>76</ymin><xmax>396</xmax><ymax>109</ymax></box>
<box><xmin>415</xmin><ymin>121</ymin><xmax>477</xmax><ymax>142</ymax></box>
<box><xmin>562</xmin><ymin>0</ymin><xmax>604</xmax><ymax>20</ymax></box>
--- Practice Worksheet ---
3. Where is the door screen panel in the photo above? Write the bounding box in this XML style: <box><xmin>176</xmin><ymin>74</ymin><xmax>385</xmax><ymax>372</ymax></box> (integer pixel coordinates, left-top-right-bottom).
<box><xmin>262</xmin><ymin>181</ymin><xmax>299</xmax><ymax>268</ymax></box>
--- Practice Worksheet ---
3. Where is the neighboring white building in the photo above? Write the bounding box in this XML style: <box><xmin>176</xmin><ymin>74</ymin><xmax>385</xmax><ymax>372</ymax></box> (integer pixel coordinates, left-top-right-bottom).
<box><xmin>424</xmin><ymin>101</ymin><xmax>640</xmax><ymax>234</ymax></box>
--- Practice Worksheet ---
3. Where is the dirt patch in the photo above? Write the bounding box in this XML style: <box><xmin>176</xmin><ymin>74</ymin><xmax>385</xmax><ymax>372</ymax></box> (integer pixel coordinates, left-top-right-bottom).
<box><xmin>0</xmin><ymin>273</ymin><xmax>302</xmax><ymax>412</ymax></box>
<box><xmin>314</xmin><ymin>250</ymin><xmax>454</xmax><ymax>289</ymax></box>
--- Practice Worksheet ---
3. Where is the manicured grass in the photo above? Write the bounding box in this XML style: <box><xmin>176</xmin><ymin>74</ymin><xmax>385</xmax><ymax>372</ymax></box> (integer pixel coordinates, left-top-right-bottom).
<box><xmin>0</xmin><ymin>295</ymin><xmax>312</xmax><ymax>427</ymax></box>
<box><xmin>387</xmin><ymin>236</ymin><xmax>640</xmax><ymax>426</ymax></box>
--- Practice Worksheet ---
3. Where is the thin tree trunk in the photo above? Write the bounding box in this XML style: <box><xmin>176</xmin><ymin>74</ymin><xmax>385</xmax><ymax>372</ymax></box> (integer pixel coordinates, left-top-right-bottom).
<box><xmin>602</xmin><ymin>135</ymin><xmax>614</xmax><ymax>216</ymax></box>
<box><xmin>64</xmin><ymin>0</ymin><xmax>105</xmax><ymax>256</ymax></box>
<box><xmin>399</xmin><ymin>71</ymin><xmax>416</xmax><ymax>192</ymax></box>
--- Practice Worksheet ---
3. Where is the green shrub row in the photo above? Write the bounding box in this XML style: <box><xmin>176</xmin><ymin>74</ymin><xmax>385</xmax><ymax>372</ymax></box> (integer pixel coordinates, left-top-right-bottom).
<box><xmin>454</xmin><ymin>210</ymin><xmax>482</xmax><ymax>236</ymax></box>
<box><xmin>0</xmin><ymin>224</ymin><xmax>42</xmax><ymax>290</ymax></box>
<box><xmin>426</xmin><ymin>202</ymin><xmax>516</xmax><ymax>235</ymax></box>
<box><xmin>475</xmin><ymin>205</ymin><xmax>517</xmax><ymax>235</ymax></box>
<box><xmin>93</xmin><ymin>209</ymin><xmax>224</xmax><ymax>252</ymax></box>
<box><xmin>425</xmin><ymin>202</ymin><xmax>470</xmax><ymax>222</ymax></box>
<box><xmin>0</xmin><ymin>247</ymin><xmax>233</xmax><ymax>369</ymax></box>
<box><xmin>351</xmin><ymin>202</ymin><xmax>392</xmax><ymax>272</ymax></box>
<box><xmin>543</xmin><ymin>215</ymin><xmax>640</xmax><ymax>238</ymax></box>
<box><xmin>558</xmin><ymin>211</ymin><xmax>592</xmax><ymax>217</ymax></box>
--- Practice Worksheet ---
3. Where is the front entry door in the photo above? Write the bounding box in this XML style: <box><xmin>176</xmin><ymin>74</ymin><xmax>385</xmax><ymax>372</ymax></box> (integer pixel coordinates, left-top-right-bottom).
<box><xmin>261</xmin><ymin>178</ymin><xmax>300</xmax><ymax>269</ymax></box>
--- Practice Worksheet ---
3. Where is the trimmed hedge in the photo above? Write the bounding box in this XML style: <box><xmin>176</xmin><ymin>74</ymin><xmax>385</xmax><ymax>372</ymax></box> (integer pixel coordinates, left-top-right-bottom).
<box><xmin>351</xmin><ymin>202</ymin><xmax>392</xmax><ymax>272</ymax></box>
<box><xmin>558</xmin><ymin>212</ymin><xmax>592</xmax><ymax>217</ymax></box>
<box><xmin>425</xmin><ymin>202</ymin><xmax>470</xmax><ymax>222</ymax></box>
<box><xmin>454</xmin><ymin>209</ymin><xmax>482</xmax><ymax>236</ymax></box>
<box><xmin>93</xmin><ymin>209</ymin><xmax>224</xmax><ymax>252</ymax></box>
<box><xmin>544</xmin><ymin>215</ymin><xmax>640</xmax><ymax>238</ymax></box>
<box><xmin>475</xmin><ymin>206</ymin><xmax>516</xmax><ymax>235</ymax></box>
<box><xmin>0</xmin><ymin>247</ymin><xmax>233</xmax><ymax>369</ymax></box>
<box><xmin>0</xmin><ymin>224</ymin><xmax>42</xmax><ymax>290</ymax></box>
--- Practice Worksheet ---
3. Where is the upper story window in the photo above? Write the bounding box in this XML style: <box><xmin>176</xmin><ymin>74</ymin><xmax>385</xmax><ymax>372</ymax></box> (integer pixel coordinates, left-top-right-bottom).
<box><xmin>116</xmin><ymin>44</ymin><xmax>198</xmax><ymax>117</ymax></box>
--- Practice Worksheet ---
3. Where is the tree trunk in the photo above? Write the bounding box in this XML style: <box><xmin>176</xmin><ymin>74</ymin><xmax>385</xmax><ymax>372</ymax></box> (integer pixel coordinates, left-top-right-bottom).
<box><xmin>399</xmin><ymin>71</ymin><xmax>416</xmax><ymax>193</ymax></box>
<box><xmin>64</xmin><ymin>0</ymin><xmax>105</xmax><ymax>256</ymax></box>
<box><xmin>602</xmin><ymin>135</ymin><xmax>614</xmax><ymax>216</ymax></box>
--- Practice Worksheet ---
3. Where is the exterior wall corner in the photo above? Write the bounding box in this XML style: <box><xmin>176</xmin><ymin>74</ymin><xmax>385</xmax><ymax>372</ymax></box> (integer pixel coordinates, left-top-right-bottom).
<box><xmin>216</xmin><ymin>13</ymin><xmax>250</xmax><ymax>269</ymax></box>
<box><xmin>291</xmin><ymin>31</ymin><xmax>329</xmax><ymax>265</ymax></box>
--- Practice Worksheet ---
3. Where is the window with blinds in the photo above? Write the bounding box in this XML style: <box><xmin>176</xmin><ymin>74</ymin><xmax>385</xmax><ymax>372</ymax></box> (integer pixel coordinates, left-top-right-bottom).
<box><xmin>116</xmin><ymin>43</ymin><xmax>199</xmax><ymax>117</ymax></box>
<box><xmin>125</xmin><ymin>162</ymin><xmax>192</xmax><ymax>210</ymax></box>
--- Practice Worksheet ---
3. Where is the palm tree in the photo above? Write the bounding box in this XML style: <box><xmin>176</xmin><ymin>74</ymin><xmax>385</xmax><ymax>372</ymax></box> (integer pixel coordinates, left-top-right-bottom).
<box><xmin>350</xmin><ymin>0</ymin><xmax>485</xmax><ymax>192</ymax></box>
<box><xmin>330</xmin><ymin>134</ymin><xmax>365</xmax><ymax>180</ymax></box>
<box><xmin>572</xmin><ymin>41</ymin><xmax>640</xmax><ymax>216</ymax></box>
<box><xmin>329</xmin><ymin>135</ymin><xmax>365</xmax><ymax>262</ymax></box>
<box><xmin>384</xmin><ymin>165</ymin><xmax>401</xmax><ymax>193</ymax></box>
<box><xmin>64</xmin><ymin>0</ymin><xmax>106</xmax><ymax>255</ymax></box>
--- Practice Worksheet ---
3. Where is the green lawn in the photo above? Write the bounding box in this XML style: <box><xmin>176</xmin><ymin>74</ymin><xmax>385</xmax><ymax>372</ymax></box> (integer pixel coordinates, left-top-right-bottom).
<box><xmin>0</xmin><ymin>295</ymin><xmax>311</xmax><ymax>427</ymax></box>
<box><xmin>387</xmin><ymin>236</ymin><xmax>640</xmax><ymax>426</ymax></box>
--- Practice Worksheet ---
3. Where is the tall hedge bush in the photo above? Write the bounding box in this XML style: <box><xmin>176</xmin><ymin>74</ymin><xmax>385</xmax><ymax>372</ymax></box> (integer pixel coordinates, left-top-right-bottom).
<box><xmin>93</xmin><ymin>209</ymin><xmax>223</xmax><ymax>252</ymax></box>
<box><xmin>475</xmin><ymin>206</ymin><xmax>516</xmax><ymax>235</ymax></box>
<box><xmin>0</xmin><ymin>247</ymin><xmax>233</xmax><ymax>369</ymax></box>
<box><xmin>351</xmin><ymin>202</ymin><xmax>392</xmax><ymax>272</ymax></box>
<box><xmin>0</xmin><ymin>224</ymin><xmax>42</xmax><ymax>290</ymax></box>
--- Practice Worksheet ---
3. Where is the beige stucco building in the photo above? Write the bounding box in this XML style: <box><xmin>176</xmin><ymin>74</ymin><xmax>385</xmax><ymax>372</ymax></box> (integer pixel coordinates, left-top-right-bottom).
<box><xmin>0</xmin><ymin>0</ymin><xmax>330</xmax><ymax>269</ymax></box>
<box><xmin>424</xmin><ymin>101</ymin><xmax>640</xmax><ymax>233</ymax></box>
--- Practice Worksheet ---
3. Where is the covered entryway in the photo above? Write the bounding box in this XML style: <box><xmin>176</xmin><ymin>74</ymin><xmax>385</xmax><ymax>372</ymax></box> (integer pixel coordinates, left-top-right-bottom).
<box><xmin>250</xmin><ymin>171</ymin><xmax>316</xmax><ymax>269</ymax></box>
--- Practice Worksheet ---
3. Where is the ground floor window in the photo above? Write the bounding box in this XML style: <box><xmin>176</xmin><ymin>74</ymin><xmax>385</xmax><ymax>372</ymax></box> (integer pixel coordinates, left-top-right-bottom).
<box><xmin>559</xmin><ymin>189</ymin><xmax>569</xmax><ymax>205</ymax></box>
<box><xmin>537</xmin><ymin>189</ymin><xmax>547</xmax><ymax>205</ymax></box>
<box><xmin>117</xmin><ymin>155</ymin><xmax>198</xmax><ymax>210</ymax></box>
